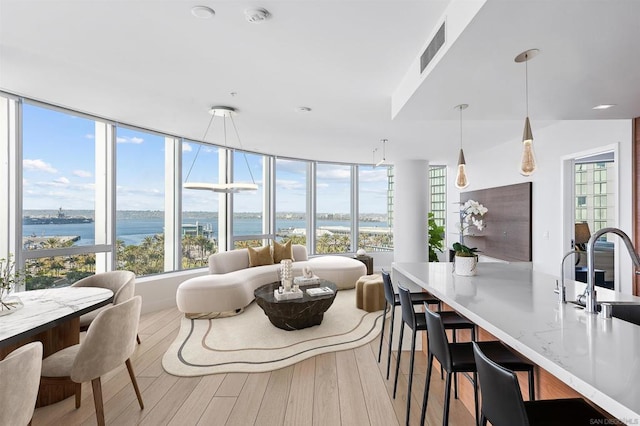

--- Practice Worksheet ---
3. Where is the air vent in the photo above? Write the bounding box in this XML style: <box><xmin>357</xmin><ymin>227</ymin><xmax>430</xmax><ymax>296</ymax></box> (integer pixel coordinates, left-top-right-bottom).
<box><xmin>420</xmin><ymin>22</ymin><xmax>445</xmax><ymax>74</ymax></box>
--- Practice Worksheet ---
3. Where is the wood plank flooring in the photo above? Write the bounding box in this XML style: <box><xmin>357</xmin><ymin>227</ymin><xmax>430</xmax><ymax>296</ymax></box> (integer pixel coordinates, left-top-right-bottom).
<box><xmin>32</xmin><ymin>307</ymin><xmax>475</xmax><ymax>426</ymax></box>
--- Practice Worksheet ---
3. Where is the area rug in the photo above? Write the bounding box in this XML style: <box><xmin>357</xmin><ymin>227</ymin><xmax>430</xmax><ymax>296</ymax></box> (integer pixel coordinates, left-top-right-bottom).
<box><xmin>162</xmin><ymin>289</ymin><xmax>384</xmax><ymax>376</ymax></box>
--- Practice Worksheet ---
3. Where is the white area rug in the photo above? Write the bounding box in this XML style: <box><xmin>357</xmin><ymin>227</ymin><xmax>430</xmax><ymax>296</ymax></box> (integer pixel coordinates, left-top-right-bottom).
<box><xmin>162</xmin><ymin>289</ymin><xmax>384</xmax><ymax>376</ymax></box>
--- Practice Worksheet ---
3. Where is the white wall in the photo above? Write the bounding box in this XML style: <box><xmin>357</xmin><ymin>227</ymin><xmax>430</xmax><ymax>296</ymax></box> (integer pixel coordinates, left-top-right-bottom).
<box><xmin>448</xmin><ymin>119</ymin><xmax>633</xmax><ymax>292</ymax></box>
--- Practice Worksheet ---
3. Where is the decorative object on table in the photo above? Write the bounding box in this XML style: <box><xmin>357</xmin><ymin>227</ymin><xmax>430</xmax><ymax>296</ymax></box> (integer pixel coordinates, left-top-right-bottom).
<box><xmin>515</xmin><ymin>48</ymin><xmax>540</xmax><ymax>176</ymax></box>
<box><xmin>354</xmin><ymin>252</ymin><xmax>374</xmax><ymax>275</ymax></box>
<box><xmin>294</xmin><ymin>267</ymin><xmax>321</xmax><ymax>286</ymax></box>
<box><xmin>356</xmin><ymin>248</ymin><xmax>366</xmax><ymax>256</ymax></box>
<box><xmin>452</xmin><ymin>242</ymin><xmax>479</xmax><ymax>276</ymax></box>
<box><xmin>0</xmin><ymin>253</ymin><xmax>25</xmax><ymax>315</ymax></box>
<box><xmin>454</xmin><ymin>103</ymin><xmax>470</xmax><ymax>189</ymax></box>
<box><xmin>428</xmin><ymin>212</ymin><xmax>445</xmax><ymax>262</ymax></box>
<box><xmin>280</xmin><ymin>259</ymin><xmax>293</xmax><ymax>291</ymax></box>
<box><xmin>457</xmin><ymin>199</ymin><xmax>488</xmax><ymax>244</ymax></box>
<box><xmin>306</xmin><ymin>286</ymin><xmax>335</xmax><ymax>296</ymax></box>
<box><xmin>274</xmin><ymin>287</ymin><xmax>303</xmax><ymax>301</ymax></box>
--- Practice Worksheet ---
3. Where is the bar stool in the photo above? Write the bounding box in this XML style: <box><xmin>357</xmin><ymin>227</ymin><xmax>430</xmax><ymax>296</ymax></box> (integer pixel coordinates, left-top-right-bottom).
<box><xmin>394</xmin><ymin>284</ymin><xmax>477</xmax><ymax>425</ymax></box>
<box><xmin>379</xmin><ymin>270</ymin><xmax>441</xmax><ymax>379</ymax></box>
<box><xmin>472</xmin><ymin>342</ymin><xmax>610</xmax><ymax>426</ymax></box>
<box><xmin>421</xmin><ymin>309</ymin><xmax>535</xmax><ymax>426</ymax></box>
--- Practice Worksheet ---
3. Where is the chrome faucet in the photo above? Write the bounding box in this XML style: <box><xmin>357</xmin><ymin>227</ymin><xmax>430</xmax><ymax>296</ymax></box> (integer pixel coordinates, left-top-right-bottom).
<box><xmin>584</xmin><ymin>227</ymin><xmax>640</xmax><ymax>313</ymax></box>
<box><xmin>556</xmin><ymin>250</ymin><xmax>582</xmax><ymax>303</ymax></box>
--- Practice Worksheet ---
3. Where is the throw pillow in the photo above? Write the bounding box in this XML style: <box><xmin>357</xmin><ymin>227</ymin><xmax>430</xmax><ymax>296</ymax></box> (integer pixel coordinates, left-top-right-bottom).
<box><xmin>248</xmin><ymin>246</ymin><xmax>274</xmax><ymax>267</ymax></box>
<box><xmin>273</xmin><ymin>240</ymin><xmax>294</xmax><ymax>263</ymax></box>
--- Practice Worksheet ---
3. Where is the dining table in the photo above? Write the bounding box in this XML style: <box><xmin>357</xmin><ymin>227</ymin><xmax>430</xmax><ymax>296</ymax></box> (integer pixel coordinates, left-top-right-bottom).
<box><xmin>0</xmin><ymin>286</ymin><xmax>114</xmax><ymax>406</ymax></box>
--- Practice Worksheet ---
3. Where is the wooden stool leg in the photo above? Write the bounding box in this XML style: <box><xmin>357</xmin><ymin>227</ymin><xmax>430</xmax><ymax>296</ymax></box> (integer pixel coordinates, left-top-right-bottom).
<box><xmin>91</xmin><ymin>377</ymin><xmax>105</xmax><ymax>426</ymax></box>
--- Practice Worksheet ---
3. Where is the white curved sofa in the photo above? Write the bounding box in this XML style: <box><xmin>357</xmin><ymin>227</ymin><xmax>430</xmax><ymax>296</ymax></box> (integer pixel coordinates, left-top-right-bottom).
<box><xmin>176</xmin><ymin>245</ymin><xmax>366</xmax><ymax>315</ymax></box>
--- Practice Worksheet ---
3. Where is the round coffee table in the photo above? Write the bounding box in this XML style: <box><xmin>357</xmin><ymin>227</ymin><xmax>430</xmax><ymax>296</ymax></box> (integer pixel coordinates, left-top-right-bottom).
<box><xmin>254</xmin><ymin>280</ymin><xmax>338</xmax><ymax>331</ymax></box>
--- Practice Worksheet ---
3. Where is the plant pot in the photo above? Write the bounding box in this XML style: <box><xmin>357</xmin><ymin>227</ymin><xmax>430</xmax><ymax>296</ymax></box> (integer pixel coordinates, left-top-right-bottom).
<box><xmin>454</xmin><ymin>255</ymin><xmax>477</xmax><ymax>276</ymax></box>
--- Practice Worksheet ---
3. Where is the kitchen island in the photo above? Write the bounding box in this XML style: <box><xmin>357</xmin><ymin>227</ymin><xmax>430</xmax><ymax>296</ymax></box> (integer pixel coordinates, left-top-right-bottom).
<box><xmin>393</xmin><ymin>261</ymin><xmax>640</xmax><ymax>422</ymax></box>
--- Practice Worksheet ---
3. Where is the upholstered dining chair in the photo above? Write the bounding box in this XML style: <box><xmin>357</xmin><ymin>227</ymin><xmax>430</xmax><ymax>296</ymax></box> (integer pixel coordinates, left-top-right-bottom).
<box><xmin>71</xmin><ymin>270</ymin><xmax>141</xmax><ymax>344</ymax></box>
<box><xmin>41</xmin><ymin>296</ymin><xmax>144</xmax><ymax>426</ymax></box>
<box><xmin>0</xmin><ymin>342</ymin><xmax>43</xmax><ymax>426</ymax></box>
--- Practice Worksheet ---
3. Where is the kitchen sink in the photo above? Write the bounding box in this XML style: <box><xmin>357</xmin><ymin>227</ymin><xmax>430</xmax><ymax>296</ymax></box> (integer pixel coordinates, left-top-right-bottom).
<box><xmin>569</xmin><ymin>300</ymin><xmax>640</xmax><ymax>326</ymax></box>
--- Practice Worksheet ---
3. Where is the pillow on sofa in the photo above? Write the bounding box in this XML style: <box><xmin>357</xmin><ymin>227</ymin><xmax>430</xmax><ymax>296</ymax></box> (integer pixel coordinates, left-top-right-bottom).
<box><xmin>273</xmin><ymin>240</ymin><xmax>294</xmax><ymax>263</ymax></box>
<box><xmin>248</xmin><ymin>246</ymin><xmax>274</xmax><ymax>267</ymax></box>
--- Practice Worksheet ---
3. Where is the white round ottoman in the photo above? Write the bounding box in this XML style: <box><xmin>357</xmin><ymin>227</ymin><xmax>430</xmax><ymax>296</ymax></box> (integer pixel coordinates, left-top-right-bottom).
<box><xmin>307</xmin><ymin>256</ymin><xmax>366</xmax><ymax>290</ymax></box>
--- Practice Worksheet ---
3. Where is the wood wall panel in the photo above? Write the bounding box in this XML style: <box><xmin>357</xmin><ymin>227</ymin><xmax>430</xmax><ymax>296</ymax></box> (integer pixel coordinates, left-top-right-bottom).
<box><xmin>461</xmin><ymin>182</ymin><xmax>532</xmax><ymax>262</ymax></box>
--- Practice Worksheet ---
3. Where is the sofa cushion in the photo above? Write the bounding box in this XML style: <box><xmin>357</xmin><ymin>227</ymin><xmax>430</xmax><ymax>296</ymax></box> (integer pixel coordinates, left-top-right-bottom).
<box><xmin>248</xmin><ymin>246</ymin><xmax>274</xmax><ymax>267</ymax></box>
<box><xmin>273</xmin><ymin>240</ymin><xmax>294</xmax><ymax>263</ymax></box>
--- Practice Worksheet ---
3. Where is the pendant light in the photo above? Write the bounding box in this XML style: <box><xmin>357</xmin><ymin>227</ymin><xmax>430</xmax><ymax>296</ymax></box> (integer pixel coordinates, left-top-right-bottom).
<box><xmin>515</xmin><ymin>48</ymin><xmax>540</xmax><ymax>176</ymax></box>
<box><xmin>375</xmin><ymin>139</ymin><xmax>387</xmax><ymax>167</ymax></box>
<box><xmin>454</xmin><ymin>104</ymin><xmax>469</xmax><ymax>189</ymax></box>
<box><xmin>184</xmin><ymin>106</ymin><xmax>258</xmax><ymax>193</ymax></box>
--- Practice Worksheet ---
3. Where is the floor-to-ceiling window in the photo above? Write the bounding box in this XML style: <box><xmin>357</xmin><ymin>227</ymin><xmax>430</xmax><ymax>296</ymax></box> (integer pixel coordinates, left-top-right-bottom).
<box><xmin>21</xmin><ymin>102</ymin><xmax>105</xmax><ymax>289</ymax></box>
<box><xmin>181</xmin><ymin>140</ymin><xmax>220</xmax><ymax>269</ymax></box>
<box><xmin>232</xmin><ymin>150</ymin><xmax>266</xmax><ymax>249</ymax></box>
<box><xmin>275</xmin><ymin>158</ymin><xmax>308</xmax><ymax>246</ymax></box>
<box><xmin>358</xmin><ymin>165</ymin><xmax>392</xmax><ymax>252</ymax></box>
<box><xmin>315</xmin><ymin>163</ymin><xmax>352</xmax><ymax>254</ymax></box>
<box><xmin>115</xmin><ymin>126</ymin><xmax>166</xmax><ymax>276</ymax></box>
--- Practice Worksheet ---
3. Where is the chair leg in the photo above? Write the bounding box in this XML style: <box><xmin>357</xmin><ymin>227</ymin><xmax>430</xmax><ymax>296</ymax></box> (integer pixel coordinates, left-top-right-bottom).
<box><xmin>420</xmin><ymin>354</ymin><xmax>434</xmax><ymax>426</ymax></box>
<box><xmin>452</xmin><ymin>331</ymin><xmax>458</xmax><ymax>399</ymax></box>
<box><xmin>480</xmin><ymin>414</ymin><xmax>488</xmax><ymax>426</ymax></box>
<box><xmin>393</xmin><ymin>321</ymin><xmax>405</xmax><ymax>398</ymax></box>
<box><xmin>528</xmin><ymin>368</ymin><xmax>535</xmax><ymax>401</ymax></box>
<box><xmin>136</xmin><ymin>334</ymin><xmax>141</xmax><ymax>345</ymax></box>
<box><xmin>75</xmin><ymin>382</ymin><xmax>82</xmax><ymax>408</ymax></box>
<box><xmin>386</xmin><ymin>306</ymin><xmax>396</xmax><ymax>380</ymax></box>
<box><xmin>91</xmin><ymin>377</ymin><xmax>105</xmax><ymax>426</ymax></box>
<box><xmin>443</xmin><ymin>372</ymin><xmax>452</xmax><ymax>426</ymax></box>
<box><xmin>473</xmin><ymin>372</ymin><xmax>479</xmax><ymax>426</ymax></box>
<box><xmin>378</xmin><ymin>302</ymin><xmax>388</xmax><ymax>362</ymax></box>
<box><xmin>126</xmin><ymin>358</ymin><xmax>145</xmax><ymax>410</ymax></box>
<box><xmin>406</xmin><ymin>329</ymin><xmax>417</xmax><ymax>424</ymax></box>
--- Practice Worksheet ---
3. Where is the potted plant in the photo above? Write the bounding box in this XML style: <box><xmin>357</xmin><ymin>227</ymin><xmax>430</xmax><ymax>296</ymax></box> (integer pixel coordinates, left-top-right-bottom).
<box><xmin>452</xmin><ymin>242</ymin><xmax>479</xmax><ymax>276</ymax></box>
<box><xmin>1</xmin><ymin>254</ymin><xmax>25</xmax><ymax>315</ymax></box>
<box><xmin>428</xmin><ymin>212</ymin><xmax>445</xmax><ymax>262</ymax></box>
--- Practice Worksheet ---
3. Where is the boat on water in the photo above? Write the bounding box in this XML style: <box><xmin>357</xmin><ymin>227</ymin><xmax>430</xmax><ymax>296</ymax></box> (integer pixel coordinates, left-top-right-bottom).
<box><xmin>23</xmin><ymin>208</ymin><xmax>94</xmax><ymax>225</ymax></box>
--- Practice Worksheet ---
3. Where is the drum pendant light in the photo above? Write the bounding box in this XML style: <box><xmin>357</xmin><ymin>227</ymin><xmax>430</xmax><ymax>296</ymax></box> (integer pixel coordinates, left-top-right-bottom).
<box><xmin>454</xmin><ymin>104</ymin><xmax>469</xmax><ymax>189</ymax></box>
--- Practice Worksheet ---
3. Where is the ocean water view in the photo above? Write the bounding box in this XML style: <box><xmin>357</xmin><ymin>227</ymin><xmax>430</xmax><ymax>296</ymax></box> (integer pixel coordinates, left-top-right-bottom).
<box><xmin>23</xmin><ymin>214</ymin><xmax>390</xmax><ymax>247</ymax></box>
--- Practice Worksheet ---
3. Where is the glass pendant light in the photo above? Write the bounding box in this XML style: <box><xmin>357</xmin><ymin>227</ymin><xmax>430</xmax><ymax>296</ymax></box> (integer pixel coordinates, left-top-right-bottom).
<box><xmin>454</xmin><ymin>104</ymin><xmax>469</xmax><ymax>189</ymax></box>
<box><xmin>515</xmin><ymin>49</ymin><xmax>540</xmax><ymax>176</ymax></box>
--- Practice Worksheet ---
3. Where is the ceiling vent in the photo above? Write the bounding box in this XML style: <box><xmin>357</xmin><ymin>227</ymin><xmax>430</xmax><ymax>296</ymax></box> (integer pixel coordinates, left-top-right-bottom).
<box><xmin>420</xmin><ymin>22</ymin><xmax>445</xmax><ymax>74</ymax></box>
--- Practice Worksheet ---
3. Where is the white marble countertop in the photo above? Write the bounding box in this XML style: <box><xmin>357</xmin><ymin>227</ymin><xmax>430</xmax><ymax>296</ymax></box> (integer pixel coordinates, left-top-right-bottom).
<box><xmin>392</xmin><ymin>261</ymin><xmax>640</xmax><ymax>422</ymax></box>
<box><xmin>0</xmin><ymin>287</ymin><xmax>113</xmax><ymax>347</ymax></box>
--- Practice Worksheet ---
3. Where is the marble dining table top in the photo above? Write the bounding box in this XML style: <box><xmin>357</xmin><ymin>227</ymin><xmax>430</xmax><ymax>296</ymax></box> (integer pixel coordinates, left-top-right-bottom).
<box><xmin>0</xmin><ymin>287</ymin><xmax>113</xmax><ymax>347</ymax></box>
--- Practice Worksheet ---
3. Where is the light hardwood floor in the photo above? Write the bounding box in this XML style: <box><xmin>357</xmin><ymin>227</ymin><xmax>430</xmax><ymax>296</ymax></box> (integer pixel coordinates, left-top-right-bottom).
<box><xmin>32</xmin><ymin>307</ymin><xmax>475</xmax><ymax>426</ymax></box>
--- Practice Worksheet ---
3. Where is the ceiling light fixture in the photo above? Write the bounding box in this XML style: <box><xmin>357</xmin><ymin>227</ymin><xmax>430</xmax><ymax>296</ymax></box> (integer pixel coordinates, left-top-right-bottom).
<box><xmin>592</xmin><ymin>104</ymin><xmax>616</xmax><ymax>110</ymax></box>
<box><xmin>184</xmin><ymin>106</ymin><xmax>258</xmax><ymax>193</ymax></box>
<box><xmin>375</xmin><ymin>139</ymin><xmax>387</xmax><ymax>167</ymax></box>
<box><xmin>191</xmin><ymin>6</ymin><xmax>215</xmax><ymax>19</ymax></box>
<box><xmin>296</xmin><ymin>106</ymin><xmax>312</xmax><ymax>113</ymax></box>
<box><xmin>454</xmin><ymin>104</ymin><xmax>469</xmax><ymax>189</ymax></box>
<box><xmin>515</xmin><ymin>48</ymin><xmax>540</xmax><ymax>176</ymax></box>
<box><xmin>244</xmin><ymin>8</ymin><xmax>270</xmax><ymax>23</ymax></box>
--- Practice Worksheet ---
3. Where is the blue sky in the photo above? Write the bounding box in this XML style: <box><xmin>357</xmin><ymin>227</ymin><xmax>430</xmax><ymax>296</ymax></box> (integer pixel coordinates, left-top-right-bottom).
<box><xmin>22</xmin><ymin>103</ymin><xmax>389</xmax><ymax>214</ymax></box>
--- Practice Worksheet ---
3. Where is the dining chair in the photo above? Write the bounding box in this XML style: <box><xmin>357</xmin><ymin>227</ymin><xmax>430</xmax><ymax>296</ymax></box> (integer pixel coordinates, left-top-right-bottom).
<box><xmin>0</xmin><ymin>342</ymin><xmax>43</xmax><ymax>426</ymax></box>
<box><xmin>379</xmin><ymin>270</ymin><xmax>441</xmax><ymax>379</ymax></box>
<box><xmin>421</xmin><ymin>309</ymin><xmax>534</xmax><ymax>426</ymax></box>
<box><xmin>472</xmin><ymin>341</ymin><xmax>610</xmax><ymax>426</ymax></box>
<box><xmin>41</xmin><ymin>296</ymin><xmax>144</xmax><ymax>426</ymax></box>
<box><xmin>71</xmin><ymin>270</ymin><xmax>141</xmax><ymax>344</ymax></box>
<box><xmin>394</xmin><ymin>284</ymin><xmax>477</xmax><ymax>425</ymax></box>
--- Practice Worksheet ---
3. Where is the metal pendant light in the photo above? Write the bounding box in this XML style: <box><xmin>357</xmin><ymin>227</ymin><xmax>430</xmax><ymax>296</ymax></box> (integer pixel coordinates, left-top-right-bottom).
<box><xmin>375</xmin><ymin>139</ymin><xmax>387</xmax><ymax>167</ymax></box>
<box><xmin>454</xmin><ymin>104</ymin><xmax>469</xmax><ymax>189</ymax></box>
<box><xmin>515</xmin><ymin>49</ymin><xmax>540</xmax><ymax>176</ymax></box>
<box><xmin>184</xmin><ymin>106</ymin><xmax>258</xmax><ymax>193</ymax></box>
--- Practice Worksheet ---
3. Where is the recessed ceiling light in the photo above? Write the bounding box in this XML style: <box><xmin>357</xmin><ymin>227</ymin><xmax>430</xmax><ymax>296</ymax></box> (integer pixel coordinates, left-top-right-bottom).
<box><xmin>245</xmin><ymin>8</ymin><xmax>270</xmax><ymax>23</ymax></box>
<box><xmin>191</xmin><ymin>6</ymin><xmax>215</xmax><ymax>19</ymax></box>
<box><xmin>592</xmin><ymin>104</ymin><xmax>616</xmax><ymax>110</ymax></box>
<box><xmin>296</xmin><ymin>107</ymin><xmax>312</xmax><ymax>113</ymax></box>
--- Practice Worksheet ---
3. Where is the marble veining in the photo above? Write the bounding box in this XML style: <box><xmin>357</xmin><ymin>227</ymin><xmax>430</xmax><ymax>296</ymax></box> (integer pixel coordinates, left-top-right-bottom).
<box><xmin>393</xmin><ymin>261</ymin><xmax>640</xmax><ymax>421</ymax></box>
<box><xmin>0</xmin><ymin>287</ymin><xmax>113</xmax><ymax>344</ymax></box>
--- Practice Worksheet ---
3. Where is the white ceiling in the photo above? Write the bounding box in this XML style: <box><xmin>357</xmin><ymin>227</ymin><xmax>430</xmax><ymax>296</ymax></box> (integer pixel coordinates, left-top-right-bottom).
<box><xmin>1</xmin><ymin>0</ymin><xmax>639</xmax><ymax>165</ymax></box>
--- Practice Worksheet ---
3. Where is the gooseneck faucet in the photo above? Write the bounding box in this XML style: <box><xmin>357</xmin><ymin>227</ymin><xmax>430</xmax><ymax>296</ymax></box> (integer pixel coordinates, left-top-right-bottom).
<box><xmin>557</xmin><ymin>250</ymin><xmax>582</xmax><ymax>303</ymax></box>
<box><xmin>585</xmin><ymin>227</ymin><xmax>640</xmax><ymax>313</ymax></box>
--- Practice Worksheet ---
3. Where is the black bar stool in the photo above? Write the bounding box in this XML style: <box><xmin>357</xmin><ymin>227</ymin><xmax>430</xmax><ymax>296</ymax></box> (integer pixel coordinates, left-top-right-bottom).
<box><xmin>421</xmin><ymin>309</ymin><xmax>535</xmax><ymax>426</ymax></box>
<box><xmin>379</xmin><ymin>270</ymin><xmax>441</xmax><ymax>379</ymax></box>
<box><xmin>394</xmin><ymin>284</ymin><xmax>477</xmax><ymax>425</ymax></box>
<box><xmin>472</xmin><ymin>342</ymin><xmax>611</xmax><ymax>426</ymax></box>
